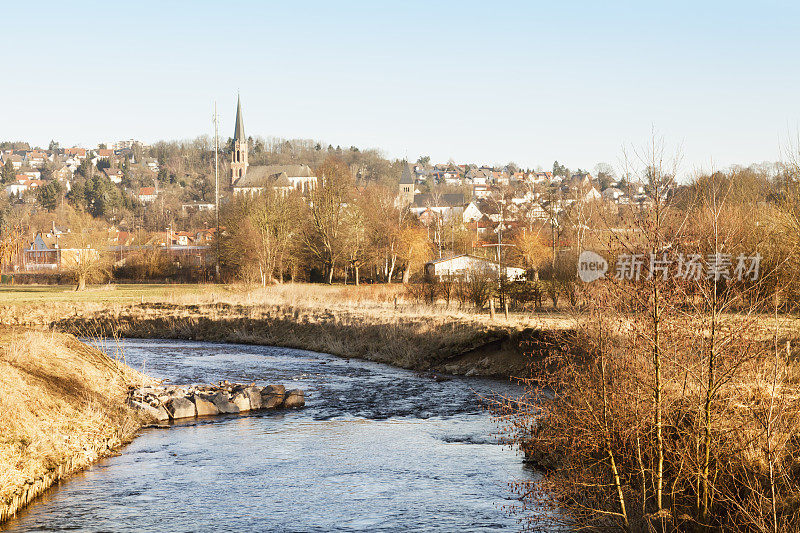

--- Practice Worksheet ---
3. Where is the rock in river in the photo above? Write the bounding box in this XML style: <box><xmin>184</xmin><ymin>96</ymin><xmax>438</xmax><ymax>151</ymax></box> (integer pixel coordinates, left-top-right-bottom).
<box><xmin>128</xmin><ymin>381</ymin><xmax>305</xmax><ymax>423</ymax></box>
<box><xmin>194</xmin><ymin>393</ymin><xmax>220</xmax><ymax>416</ymax></box>
<box><xmin>284</xmin><ymin>389</ymin><xmax>305</xmax><ymax>409</ymax></box>
<box><xmin>230</xmin><ymin>390</ymin><xmax>251</xmax><ymax>412</ymax></box>
<box><xmin>244</xmin><ymin>386</ymin><xmax>263</xmax><ymax>410</ymax></box>
<box><xmin>131</xmin><ymin>400</ymin><xmax>170</xmax><ymax>422</ymax></box>
<box><xmin>262</xmin><ymin>385</ymin><xmax>286</xmax><ymax>409</ymax></box>
<box><xmin>209</xmin><ymin>391</ymin><xmax>239</xmax><ymax>414</ymax></box>
<box><xmin>166</xmin><ymin>397</ymin><xmax>197</xmax><ymax>420</ymax></box>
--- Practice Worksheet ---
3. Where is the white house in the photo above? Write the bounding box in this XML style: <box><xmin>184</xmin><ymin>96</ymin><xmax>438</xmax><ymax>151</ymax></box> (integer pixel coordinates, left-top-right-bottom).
<box><xmin>6</xmin><ymin>178</ymin><xmax>45</xmax><ymax>196</ymax></box>
<box><xmin>425</xmin><ymin>254</ymin><xmax>526</xmax><ymax>281</ymax></box>
<box><xmin>409</xmin><ymin>193</ymin><xmax>466</xmax><ymax>222</ymax></box>
<box><xmin>602</xmin><ymin>187</ymin><xmax>625</xmax><ymax>203</ymax></box>
<box><xmin>472</xmin><ymin>183</ymin><xmax>491</xmax><ymax>199</ymax></box>
<box><xmin>104</xmin><ymin>168</ymin><xmax>124</xmax><ymax>184</ymax></box>
<box><xmin>582</xmin><ymin>186</ymin><xmax>602</xmax><ymax>202</ymax></box>
<box><xmin>462</xmin><ymin>201</ymin><xmax>484</xmax><ymax>223</ymax></box>
<box><xmin>6</xmin><ymin>182</ymin><xmax>29</xmax><ymax>196</ymax></box>
<box><xmin>138</xmin><ymin>186</ymin><xmax>157</xmax><ymax>203</ymax></box>
<box><xmin>25</xmin><ymin>151</ymin><xmax>46</xmax><ymax>168</ymax></box>
<box><xmin>2</xmin><ymin>154</ymin><xmax>23</xmax><ymax>170</ymax></box>
<box><xmin>466</xmin><ymin>169</ymin><xmax>490</xmax><ymax>185</ymax></box>
<box><xmin>181</xmin><ymin>202</ymin><xmax>216</xmax><ymax>215</ymax></box>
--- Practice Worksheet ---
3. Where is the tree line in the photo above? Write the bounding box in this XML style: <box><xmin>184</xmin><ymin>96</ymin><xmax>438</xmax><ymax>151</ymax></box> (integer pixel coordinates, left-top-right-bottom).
<box><xmin>219</xmin><ymin>157</ymin><xmax>429</xmax><ymax>285</ymax></box>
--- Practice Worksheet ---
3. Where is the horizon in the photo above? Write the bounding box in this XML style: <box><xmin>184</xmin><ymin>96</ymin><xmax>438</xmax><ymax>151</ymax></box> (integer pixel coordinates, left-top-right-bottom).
<box><xmin>2</xmin><ymin>1</ymin><xmax>799</xmax><ymax>178</ymax></box>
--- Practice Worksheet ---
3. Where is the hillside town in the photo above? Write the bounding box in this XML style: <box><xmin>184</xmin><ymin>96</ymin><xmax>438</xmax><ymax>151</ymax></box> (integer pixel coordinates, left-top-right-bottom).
<box><xmin>6</xmin><ymin>1</ymin><xmax>800</xmax><ymax>531</ymax></box>
<box><xmin>0</xmin><ymin>97</ymin><xmax>785</xmax><ymax>289</ymax></box>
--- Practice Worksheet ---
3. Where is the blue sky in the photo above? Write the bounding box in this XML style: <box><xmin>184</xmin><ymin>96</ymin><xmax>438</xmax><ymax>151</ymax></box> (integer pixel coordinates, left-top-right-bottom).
<box><xmin>2</xmin><ymin>1</ymin><xmax>798</xmax><ymax>175</ymax></box>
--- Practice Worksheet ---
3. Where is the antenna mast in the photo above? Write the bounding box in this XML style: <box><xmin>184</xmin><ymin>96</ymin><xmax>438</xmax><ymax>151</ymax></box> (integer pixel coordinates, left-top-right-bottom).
<box><xmin>213</xmin><ymin>101</ymin><xmax>220</xmax><ymax>280</ymax></box>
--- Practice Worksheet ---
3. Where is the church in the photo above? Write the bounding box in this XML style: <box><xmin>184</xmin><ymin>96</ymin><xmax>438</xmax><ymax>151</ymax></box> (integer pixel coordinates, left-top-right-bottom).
<box><xmin>229</xmin><ymin>96</ymin><xmax>318</xmax><ymax>196</ymax></box>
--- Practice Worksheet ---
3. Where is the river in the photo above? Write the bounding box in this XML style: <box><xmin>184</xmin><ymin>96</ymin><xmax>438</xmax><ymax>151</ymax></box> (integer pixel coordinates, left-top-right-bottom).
<box><xmin>3</xmin><ymin>339</ymin><xmax>534</xmax><ymax>532</ymax></box>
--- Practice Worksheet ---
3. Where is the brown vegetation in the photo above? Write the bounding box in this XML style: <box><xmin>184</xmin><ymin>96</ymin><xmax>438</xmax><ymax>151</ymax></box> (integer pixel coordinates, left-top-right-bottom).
<box><xmin>0</xmin><ymin>328</ymin><xmax>151</xmax><ymax>521</ymax></box>
<box><xmin>494</xmin><ymin>139</ymin><xmax>800</xmax><ymax>532</ymax></box>
<box><xmin>0</xmin><ymin>283</ymin><xmax>576</xmax><ymax>377</ymax></box>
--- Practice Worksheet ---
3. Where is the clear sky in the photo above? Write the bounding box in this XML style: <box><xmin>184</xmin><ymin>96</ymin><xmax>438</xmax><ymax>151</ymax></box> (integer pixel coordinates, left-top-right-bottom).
<box><xmin>2</xmin><ymin>1</ymin><xmax>798</xmax><ymax>175</ymax></box>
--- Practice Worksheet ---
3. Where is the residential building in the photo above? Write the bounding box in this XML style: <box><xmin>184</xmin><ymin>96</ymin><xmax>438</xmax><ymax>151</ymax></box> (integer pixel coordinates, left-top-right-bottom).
<box><xmin>409</xmin><ymin>193</ymin><xmax>466</xmax><ymax>221</ymax></box>
<box><xmin>181</xmin><ymin>203</ymin><xmax>216</xmax><ymax>215</ymax></box>
<box><xmin>23</xmin><ymin>232</ymin><xmax>99</xmax><ymax>272</ymax></box>
<box><xmin>25</xmin><ymin>151</ymin><xmax>47</xmax><ymax>168</ymax></box>
<box><xmin>425</xmin><ymin>254</ymin><xmax>525</xmax><ymax>281</ymax></box>
<box><xmin>2</xmin><ymin>154</ymin><xmax>23</xmax><ymax>170</ymax></box>
<box><xmin>63</xmin><ymin>147</ymin><xmax>87</xmax><ymax>159</ymax></box>
<box><xmin>138</xmin><ymin>186</ymin><xmax>157</xmax><ymax>203</ymax></box>
<box><xmin>462</xmin><ymin>201</ymin><xmax>484</xmax><ymax>223</ymax></box>
<box><xmin>104</xmin><ymin>168</ymin><xmax>124</xmax><ymax>184</ymax></box>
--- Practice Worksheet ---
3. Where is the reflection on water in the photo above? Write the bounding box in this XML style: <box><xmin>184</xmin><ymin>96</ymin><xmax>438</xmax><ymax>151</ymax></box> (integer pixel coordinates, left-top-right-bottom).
<box><xmin>4</xmin><ymin>339</ymin><xmax>533</xmax><ymax>532</ymax></box>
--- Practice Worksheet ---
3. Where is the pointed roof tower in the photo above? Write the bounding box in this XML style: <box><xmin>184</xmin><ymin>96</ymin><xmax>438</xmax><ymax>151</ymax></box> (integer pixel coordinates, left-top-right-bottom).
<box><xmin>399</xmin><ymin>163</ymin><xmax>415</xmax><ymax>185</ymax></box>
<box><xmin>233</xmin><ymin>95</ymin><xmax>245</xmax><ymax>142</ymax></box>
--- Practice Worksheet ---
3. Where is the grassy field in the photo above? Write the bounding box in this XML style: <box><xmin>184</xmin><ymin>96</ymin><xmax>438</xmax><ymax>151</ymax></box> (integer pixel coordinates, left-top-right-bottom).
<box><xmin>3</xmin><ymin>281</ymin><xmax>798</xmax><ymax>341</ymax></box>
<box><xmin>0</xmin><ymin>282</ymin><xmax>574</xmax><ymax>327</ymax></box>
<box><xmin>0</xmin><ymin>283</ymin><xmax>211</xmax><ymax>304</ymax></box>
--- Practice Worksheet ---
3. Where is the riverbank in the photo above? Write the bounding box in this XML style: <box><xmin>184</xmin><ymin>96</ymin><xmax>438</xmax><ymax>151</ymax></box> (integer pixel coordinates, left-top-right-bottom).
<box><xmin>0</xmin><ymin>283</ymin><xmax>574</xmax><ymax>378</ymax></box>
<box><xmin>2</xmin><ymin>338</ymin><xmax>528</xmax><ymax>531</ymax></box>
<box><xmin>54</xmin><ymin>302</ymin><xmax>568</xmax><ymax>377</ymax></box>
<box><xmin>0</xmin><ymin>283</ymin><xmax>567</xmax><ymax>521</ymax></box>
<box><xmin>0</xmin><ymin>328</ymin><xmax>152</xmax><ymax>522</ymax></box>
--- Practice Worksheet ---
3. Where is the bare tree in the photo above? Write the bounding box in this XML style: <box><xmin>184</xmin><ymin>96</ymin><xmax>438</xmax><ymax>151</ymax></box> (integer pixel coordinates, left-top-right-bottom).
<box><xmin>305</xmin><ymin>157</ymin><xmax>353</xmax><ymax>284</ymax></box>
<box><xmin>62</xmin><ymin>210</ymin><xmax>111</xmax><ymax>290</ymax></box>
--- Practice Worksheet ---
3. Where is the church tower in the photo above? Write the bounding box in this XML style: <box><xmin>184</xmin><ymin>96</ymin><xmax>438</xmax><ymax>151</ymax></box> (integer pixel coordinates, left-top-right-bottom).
<box><xmin>230</xmin><ymin>95</ymin><xmax>248</xmax><ymax>186</ymax></box>
<box><xmin>398</xmin><ymin>163</ymin><xmax>415</xmax><ymax>206</ymax></box>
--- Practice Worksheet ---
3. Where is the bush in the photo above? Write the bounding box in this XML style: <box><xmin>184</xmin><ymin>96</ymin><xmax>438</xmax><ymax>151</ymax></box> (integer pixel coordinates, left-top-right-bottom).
<box><xmin>507</xmin><ymin>280</ymin><xmax>543</xmax><ymax>310</ymax></box>
<box><xmin>404</xmin><ymin>278</ymin><xmax>439</xmax><ymax>305</ymax></box>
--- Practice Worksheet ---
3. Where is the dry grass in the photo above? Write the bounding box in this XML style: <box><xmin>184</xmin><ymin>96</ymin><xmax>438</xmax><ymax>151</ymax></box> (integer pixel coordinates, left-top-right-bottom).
<box><xmin>0</xmin><ymin>283</ymin><xmax>580</xmax><ymax>377</ymax></box>
<box><xmin>5</xmin><ymin>283</ymin><xmax>800</xmax><ymax>378</ymax></box>
<box><xmin>0</xmin><ymin>328</ymin><xmax>152</xmax><ymax>507</ymax></box>
<box><xmin>0</xmin><ymin>282</ymin><xmax>573</xmax><ymax>329</ymax></box>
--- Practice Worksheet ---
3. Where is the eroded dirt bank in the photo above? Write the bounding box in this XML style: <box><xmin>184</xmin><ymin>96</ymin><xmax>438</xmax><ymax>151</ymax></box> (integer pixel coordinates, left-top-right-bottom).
<box><xmin>49</xmin><ymin>302</ymin><xmax>571</xmax><ymax>378</ymax></box>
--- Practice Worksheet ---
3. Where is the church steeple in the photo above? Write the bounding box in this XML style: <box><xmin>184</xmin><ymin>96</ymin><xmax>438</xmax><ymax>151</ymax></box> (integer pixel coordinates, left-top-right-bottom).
<box><xmin>230</xmin><ymin>94</ymin><xmax>248</xmax><ymax>186</ymax></box>
<box><xmin>233</xmin><ymin>95</ymin><xmax>245</xmax><ymax>142</ymax></box>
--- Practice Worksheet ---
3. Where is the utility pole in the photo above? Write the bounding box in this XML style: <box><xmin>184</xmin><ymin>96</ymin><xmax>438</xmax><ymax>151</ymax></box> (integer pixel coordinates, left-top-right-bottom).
<box><xmin>213</xmin><ymin>101</ymin><xmax>220</xmax><ymax>281</ymax></box>
<box><xmin>481</xmin><ymin>194</ymin><xmax>514</xmax><ymax>319</ymax></box>
<box><xmin>551</xmin><ymin>214</ymin><xmax>556</xmax><ymax>269</ymax></box>
<box><xmin>497</xmin><ymin>195</ymin><xmax>506</xmax><ymax>318</ymax></box>
<box><xmin>498</xmin><ymin>197</ymin><xmax>504</xmax><ymax>281</ymax></box>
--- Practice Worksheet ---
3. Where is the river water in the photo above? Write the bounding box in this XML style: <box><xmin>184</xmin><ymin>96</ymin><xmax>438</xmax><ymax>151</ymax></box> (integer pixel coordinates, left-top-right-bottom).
<box><xmin>4</xmin><ymin>339</ymin><xmax>534</xmax><ymax>532</ymax></box>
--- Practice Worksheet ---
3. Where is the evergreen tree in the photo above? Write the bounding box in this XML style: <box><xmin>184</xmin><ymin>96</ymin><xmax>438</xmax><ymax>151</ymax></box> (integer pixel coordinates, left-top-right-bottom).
<box><xmin>84</xmin><ymin>173</ymin><xmax>121</xmax><ymax>217</ymax></box>
<box><xmin>77</xmin><ymin>157</ymin><xmax>94</xmax><ymax>178</ymax></box>
<box><xmin>1</xmin><ymin>160</ymin><xmax>15</xmax><ymax>183</ymax></box>
<box><xmin>40</xmin><ymin>159</ymin><xmax>54</xmax><ymax>180</ymax></box>
<box><xmin>67</xmin><ymin>180</ymin><xmax>87</xmax><ymax>210</ymax></box>
<box><xmin>36</xmin><ymin>180</ymin><xmax>63</xmax><ymax>211</ymax></box>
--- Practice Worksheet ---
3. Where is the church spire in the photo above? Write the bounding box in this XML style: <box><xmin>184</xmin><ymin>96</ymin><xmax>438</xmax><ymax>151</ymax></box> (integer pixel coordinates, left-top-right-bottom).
<box><xmin>230</xmin><ymin>95</ymin><xmax>248</xmax><ymax>186</ymax></box>
<box><xmin>233</xmin><ymin>94</ymin><xmax>245</xmax><ymax>141</ymax></box>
